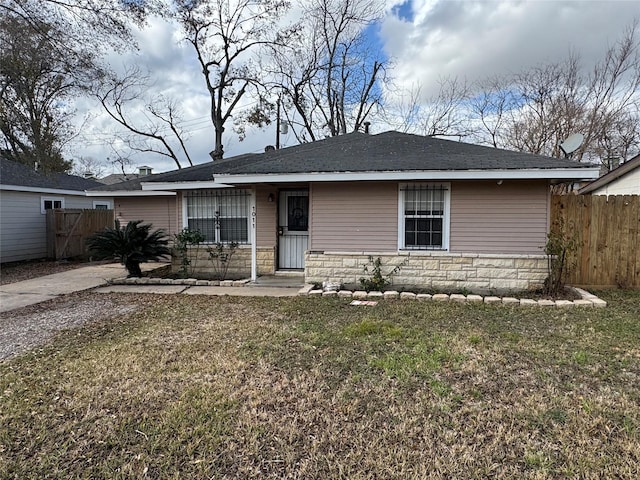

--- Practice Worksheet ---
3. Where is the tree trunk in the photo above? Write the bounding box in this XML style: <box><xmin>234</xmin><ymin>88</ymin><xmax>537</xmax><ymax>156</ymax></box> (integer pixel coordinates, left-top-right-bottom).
<box><xmin>125</xmin><ymin>259</ymin><xmax>143</xmax><ymax>277</ymax></box>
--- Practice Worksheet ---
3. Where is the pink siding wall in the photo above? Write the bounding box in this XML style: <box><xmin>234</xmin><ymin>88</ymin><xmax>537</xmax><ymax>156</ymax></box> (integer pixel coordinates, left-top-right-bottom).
<box><xmin>115</xmin><ymin>196</ymin><xmax>178</xmax><ymax>237</ymax></box>
<box><xmin>256</xmin><ymin>185</ymin><xmax>277</xmax><ymax>248</ymax></box>
<box><xmin>310</xmin><ymin>182</ymin><xmax>398</xmax><ymax>251</ymax></box>
<box><xmin>449</xmin><ymin>180</ymin><xmax>549</xmax><ymax>254</ymax></box>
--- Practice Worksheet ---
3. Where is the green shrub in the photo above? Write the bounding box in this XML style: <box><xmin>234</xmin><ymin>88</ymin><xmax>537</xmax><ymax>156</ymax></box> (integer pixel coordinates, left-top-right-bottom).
<box><xmin>359</xmin><ymin>256</ymin><xmax>408</xmax><ymax>292</ymax></box>
<box><xmin>87</xmin><ymin>220</ymin><xmax>170</xmax><ymax>277</ymax></box>
<box><xmin>174</xmin><ymin>228</ymin><xmax>206</xmax><ymax>277</ymax></box>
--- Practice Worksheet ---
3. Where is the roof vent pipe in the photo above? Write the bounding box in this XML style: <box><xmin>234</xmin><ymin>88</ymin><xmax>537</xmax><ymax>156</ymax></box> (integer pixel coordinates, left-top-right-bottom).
<box><xmin>364</xmin><ymin>122</ymin><xmax>371</xmax><ymax>134</ymax></box>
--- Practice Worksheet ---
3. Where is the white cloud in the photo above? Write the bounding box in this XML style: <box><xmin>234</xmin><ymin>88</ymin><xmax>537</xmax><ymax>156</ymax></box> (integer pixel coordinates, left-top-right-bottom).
<box><xmin>381</xmin><ymin>0</ymin><xmax>639</xmax><ymax>99</ymax></box>
<box><xmin>68</xmin><ymin>0</ymin><xmax>639</xmax><ymax>173</ymax></box>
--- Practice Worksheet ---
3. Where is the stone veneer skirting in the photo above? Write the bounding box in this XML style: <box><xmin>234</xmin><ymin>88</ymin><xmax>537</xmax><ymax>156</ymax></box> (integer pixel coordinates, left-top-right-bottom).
<box><xmin>171</xmin><ymin>245</ymin><xmax>275</xmax><ymax>278</ymax></box>
<box><xmin>305</xmin><ymin>251</ymin><xmax>549</xmax><ymax>293</ymax></box>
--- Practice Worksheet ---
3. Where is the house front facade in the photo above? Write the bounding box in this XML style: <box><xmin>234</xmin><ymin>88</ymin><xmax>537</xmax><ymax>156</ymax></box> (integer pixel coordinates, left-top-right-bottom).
<box><xmin>125</xmin><ymin>131</ymin><xmax>599</xmax><ymax>293</ymax></box>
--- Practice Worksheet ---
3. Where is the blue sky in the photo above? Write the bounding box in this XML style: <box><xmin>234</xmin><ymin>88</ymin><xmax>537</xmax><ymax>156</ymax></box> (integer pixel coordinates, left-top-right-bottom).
<box><xmin>70</xmin><ymin>0</ymin><xmax>639</xmax><ymax>174</ymax></box>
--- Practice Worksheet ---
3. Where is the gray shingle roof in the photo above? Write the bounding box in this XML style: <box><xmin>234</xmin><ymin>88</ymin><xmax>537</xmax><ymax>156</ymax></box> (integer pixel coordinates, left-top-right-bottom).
<box><xmin>209</xmin><ymin>131</ymin><xmax>593</xmax><ymax>175</ymax></box>
<box><xmin>91</xmin><ymin>131</ymin><xmax>595</xmax><ymax>191</ymax></box>
<box><xmin>99</xmin><ymin>173</ymin><xmax>143</xmax><ymax>185</ymax></box>
<box><xmin>1</xmin><ymin>157</ymin><xmax>103</xmax><ymax>191</ymax></box>
<box><xmin>88</xmin><ymin>162</ymin><xmax>220</xmax><ymax>191</ymax></box>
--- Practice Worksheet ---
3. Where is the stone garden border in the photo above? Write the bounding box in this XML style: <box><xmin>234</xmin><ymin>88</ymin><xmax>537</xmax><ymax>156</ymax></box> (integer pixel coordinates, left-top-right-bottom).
<box><xmin>111</xmin><ymin>277</ymin><xmax>252</xmax><ymax>287</ymax></box>
<box><xmin>298</xmin><ymin>285</ymin><xmax>607</xmax><ymax>308</ymax></box>
<box><xmin>111</xmin><ymin>276</ymin><xmax>607</xmax><ymax>308</ymax></box>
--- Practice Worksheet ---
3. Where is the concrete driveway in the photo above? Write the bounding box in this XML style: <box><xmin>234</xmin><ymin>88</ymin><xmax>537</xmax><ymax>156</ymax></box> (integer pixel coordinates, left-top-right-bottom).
<box><xmin>1</xmin><ymin>263</ymin><xmax>302</xmax><ymax>314</ymax></box>
<box><xmin>0</xmin><ymin>263</ymin><xmax>131</xmax><ymax>313</ymax></box>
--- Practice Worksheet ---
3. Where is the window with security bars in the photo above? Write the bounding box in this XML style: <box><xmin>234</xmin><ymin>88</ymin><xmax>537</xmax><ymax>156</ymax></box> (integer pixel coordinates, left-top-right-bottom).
<box><xmin>186</xmin><ymin>190</ymin><xmax>250</xmax><ymax>244</ymax></box>
<box><xmin>401</xmin><ymin>184</ymin><xmax>448</xmax><ymax>249</ymax></box>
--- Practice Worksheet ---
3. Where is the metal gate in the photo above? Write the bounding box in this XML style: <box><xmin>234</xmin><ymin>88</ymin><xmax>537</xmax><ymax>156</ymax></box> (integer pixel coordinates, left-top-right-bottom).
<box><xmin>278</xmin><ymin>190</ymin><xmax>309</xmax><ymax>269</ymax></box>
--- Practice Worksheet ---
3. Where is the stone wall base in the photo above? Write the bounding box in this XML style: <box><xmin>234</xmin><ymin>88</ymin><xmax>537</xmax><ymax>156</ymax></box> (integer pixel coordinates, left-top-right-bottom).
<box><xmin>172</xmin><ymin>245</ymin><xmax>275</xmax><ymax>279</ymax></box>
<box><xmin>305</xmin><ymin>251</ymin><xmax>548</xmax><ymax>294</ymax></box>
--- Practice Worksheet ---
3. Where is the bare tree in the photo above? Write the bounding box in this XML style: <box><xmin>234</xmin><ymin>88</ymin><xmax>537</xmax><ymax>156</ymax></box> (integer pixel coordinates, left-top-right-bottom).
<box><xmin>383</xmin><ymin>76</ymin><xmax>471</xmax><ymax>140</ymax></box>
<box><xmin>272</xmin><ymin>0</ymin><xmax>386</xmax><ymax>142</ymax></box>
<box><xmin>71</xmin><ymin>156</ymin><xmax>107</xmax><ymax>178</ymax></box>
<box><xmin>418</xmin><ymin>77</ymin><xmax>471</xmax><ymax>138</ymax></box>
<box><xmin>469</xmin><ymin>76</ymin><xmax>518</xmax><ymax>148</ymax></box>
<box><xmin>1</xmin><ymin>0</ymin><xmax>158</xmax><ymax>171</ymax></box>
<box><xmin>1</xmin><ymin>0</ymin><xmax>156</xmax><ymax>57</ymax></box>
<box><xmin>0</xmin><ymin>15</ymin><xmax>77</xmax><ymax>172</ymax></box>
<box><xmin>579</xmin><ymin>21</ymin><xmax>640</xmax><ymax>166</ymax></box>
<box><xmin>174</xmin><ymin>0</ymin><xmax>292</xmax><ymax>159</ymax></box>
<box><xmin>471</xmin><ymin>21</ymin><xmax>640</xmax><ymax>168</ymax></box>
<box><xmin>97</xmin><ymin>67</ymin><xmax>194</xmax><ymax>170</ymax></box>
<box><xmin>383</xmin><ymin>82</ymin><xmax>422</xmax><ymax>134</ymax></box>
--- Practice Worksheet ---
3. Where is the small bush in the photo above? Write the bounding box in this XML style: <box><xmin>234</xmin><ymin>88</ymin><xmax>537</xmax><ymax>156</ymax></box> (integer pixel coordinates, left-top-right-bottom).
<box><xmin>87</xmin><ymin>220</ymin><xmax>170</xmax><ymax>277</ymax></box>
<box><xmin>174</xmin><ymin>228</ymin><xmax>205</xmax><ymax>278</ymax></box>
<box><xmin>207</xmin><ymin>242</ymin><xmax>238</xmax><ymax>280</ymax></box>
<box><xmin>359</xmin><ymin>256</ymin><xmax>408</xmax><ymax>292</ymax></box>
<box><xmin>544</xmin><ymin>217</ymin><xmax>578</xmax><ymax>297</ymax></box>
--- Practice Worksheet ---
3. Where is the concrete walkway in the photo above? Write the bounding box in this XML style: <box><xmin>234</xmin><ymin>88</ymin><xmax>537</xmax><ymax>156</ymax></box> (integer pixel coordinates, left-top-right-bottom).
<box><xmin>1</xmin><ymin>263</ymin><xmax>130</xmax><ymax>313</ymax></box>
<box><xmin>94</xmin><ymin>284</ymin><xmax>300</xmax><ymax>297</ymax></box>
<box><xmin>0</xmin><ymin>263</ymin><xmax>300</xmax><ymax>314</ymax></box>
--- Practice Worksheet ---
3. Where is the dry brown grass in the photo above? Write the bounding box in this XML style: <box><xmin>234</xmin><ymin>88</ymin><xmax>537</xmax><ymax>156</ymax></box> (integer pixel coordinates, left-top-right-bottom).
<box><xmin>1</xmin><ymin>290</ymin><xmax>639</xmax><ymax>479</ymax></box>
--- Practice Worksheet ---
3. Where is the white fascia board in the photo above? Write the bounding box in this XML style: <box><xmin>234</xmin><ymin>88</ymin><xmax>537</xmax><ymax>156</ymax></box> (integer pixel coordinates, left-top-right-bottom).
<box><xmin>0</xmin><ymin>184</ymin><xmax>89</xmax><ymax>196</ymax></box>
<box><xmin>85</xmin><ymin>190</ymin><xmax>176</xmax><ymax>197</ymax></box>
<box><xmin>141</xmin><ymin>181</ymin><xmax>233</xmax><ymax>191</ymax></box>
<box><xmin>213</xmin><ymin>167</ymin><xmax>601</xmax><ymax>184</ymax></box>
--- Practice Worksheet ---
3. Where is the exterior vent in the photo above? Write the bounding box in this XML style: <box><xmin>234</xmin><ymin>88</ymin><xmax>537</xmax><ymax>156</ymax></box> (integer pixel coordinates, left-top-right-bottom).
<box><xmin>138</xmin><ymin>166</ymin><xmax>153</xmax><ymax>176</ymax></box>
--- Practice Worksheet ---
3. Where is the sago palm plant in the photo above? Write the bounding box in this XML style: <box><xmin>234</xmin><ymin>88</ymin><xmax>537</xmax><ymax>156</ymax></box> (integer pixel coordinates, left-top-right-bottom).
<box><xmin>87</xmin><ymin>220</ymin><xmax>170</xmax><ymax>277</ymax></box>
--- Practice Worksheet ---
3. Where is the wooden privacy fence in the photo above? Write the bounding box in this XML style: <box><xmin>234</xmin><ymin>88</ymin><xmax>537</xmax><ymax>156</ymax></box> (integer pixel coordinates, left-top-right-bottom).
<box><xmin>551</xmin><ymin>195</ymin><xmax>640</xmax><ymax>288</ymax></box>
<box><xmin>46</xmin><ymin>209</ymin><xmax>115</xmax><ymax>260</ymax></box>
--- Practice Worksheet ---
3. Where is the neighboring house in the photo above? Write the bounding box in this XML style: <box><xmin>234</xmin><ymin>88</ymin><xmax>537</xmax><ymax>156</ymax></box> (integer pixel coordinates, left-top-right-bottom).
<box><xmin>578</xmin><ymin>154</ymin><xmax>640</xmax><ymax>195</ymax></box>
<box><xmin>0</xmin><ymin>158</ymin><xmax>113</xmax><ymax>263</ymax></box>
<box><xmin>98</xmin><ymin>165</ymin><xmax>154</xmax><ymax>185</ymax></box>
<box><xmin>92</xmin><ymin>131</ymin><xmax>600</xmax><ymax>292</ymax></box>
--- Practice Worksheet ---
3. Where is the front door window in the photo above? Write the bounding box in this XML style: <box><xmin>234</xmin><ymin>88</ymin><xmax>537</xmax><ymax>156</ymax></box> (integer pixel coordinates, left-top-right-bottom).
<box><xmin>287</xmin><ymin>195</ymin><xmax>308</xmax><ymax>231</ymax></box>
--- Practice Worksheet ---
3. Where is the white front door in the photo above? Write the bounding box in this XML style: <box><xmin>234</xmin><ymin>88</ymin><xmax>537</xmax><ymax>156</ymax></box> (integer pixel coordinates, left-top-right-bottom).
<box><xmin>278</xmin><ymin>190</ymin><xmax>309</xmax><ymax>269</ymax></box>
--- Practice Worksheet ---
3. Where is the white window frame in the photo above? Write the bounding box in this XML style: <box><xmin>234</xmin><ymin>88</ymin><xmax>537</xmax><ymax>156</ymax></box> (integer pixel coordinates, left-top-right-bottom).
<box><xmin>398</xmin><ymin>183</ymin><xmax>450</xmax><ymax>251</ymax></box>
<box><xmin>93</xmin><ymin>200</ymin><xmax>112</xmax><ymax>210</ymax></box>
<box><xmin>40</xmin><ymin>196</ymin><xmax>65</xmax><ymax>214</ymax></box>
<box><xmin>183</xmin><ymin>189</ymin><xmax>251</xmax><ymax>244</ymax></box>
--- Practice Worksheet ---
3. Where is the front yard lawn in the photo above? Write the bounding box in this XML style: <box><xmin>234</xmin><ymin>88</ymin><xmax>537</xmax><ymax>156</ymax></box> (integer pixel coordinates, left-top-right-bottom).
<box><xmin>1</xmin><ymin>290</ymin><xmax>639</xmax><ymax>478</ymax></box>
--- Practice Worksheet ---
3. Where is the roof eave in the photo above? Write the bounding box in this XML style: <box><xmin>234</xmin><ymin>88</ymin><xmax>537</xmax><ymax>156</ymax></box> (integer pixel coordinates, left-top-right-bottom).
<box><xmin>579</xmin><ymin>156</ymin><xmax>640</xmax><ymax>194</ymax></box>
<box><xmin>210</xmin><ymin>168</ymin><xmax>602</xmax><ymax>185</ymax></box>
<box><xmin>0</xmin><ymin>184</ymin><xmax>93</xmax><ymax>195</ymax></box>
<box><xmin>86</xmin><ymin>190</ymin><xmax>176</xmax><ymax>197</ymax></box>
<box><xmin>142</xmin><ymin>181</ymin><xmax>233</xmax><ymax>191</ymax></box>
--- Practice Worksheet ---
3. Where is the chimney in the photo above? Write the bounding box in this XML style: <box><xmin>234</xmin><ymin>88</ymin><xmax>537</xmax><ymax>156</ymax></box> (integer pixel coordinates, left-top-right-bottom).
<box><xmin>364</xmin><ymin>122</ymin><xmax>371</xmax><ymax>134</ymax></box>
